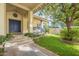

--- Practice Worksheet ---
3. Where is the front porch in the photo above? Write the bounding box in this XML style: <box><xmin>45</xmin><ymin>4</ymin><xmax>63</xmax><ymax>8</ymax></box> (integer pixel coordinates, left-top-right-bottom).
<box><xmin>0</xmin><ymin>3</ymin><xmax>45</xmax><ymax>35</ymax></box>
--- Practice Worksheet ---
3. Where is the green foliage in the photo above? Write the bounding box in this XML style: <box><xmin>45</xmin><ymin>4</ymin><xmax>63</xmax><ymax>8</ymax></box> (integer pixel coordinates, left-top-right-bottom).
<box><xmin>6</xmin><ymin>33</ymin><xmax>13</xmax><ymax>39</ymax></box>
<box><xmin>0</xmin><ymin>36</ymin><xmax>6</xmax><ymax>44</ymax></box>
<box><xmin>39</xmin><ymin>3</ymin><xmax>79</xmax><ymax>29</ymax></box>
<box><xmin>24</xmin><ymin>33</ymin><xmax>40</xmax><ymax>38</ymax></box>
<box><xmin>0</xmin><ymin>48</ymin><xmax>4</xmax><ymax>56</ymax></box>
<box><xmin>60</xmin><ymin>27</ymin><xmax>79</xmax><ymax>41</ymax></box>
<box><xmin>40</xmin><ymin>3</ymin><xmax>79</xmax><ymax>22</ymax></box>
<box><xmin>0</xmin><ymin>33</ymin><xmax>13</xmax><ymax>44</ymax></box>
<box><xmin>73</xmin><ymin>20</ymin><xmax>79</xmax><ymax>26</ymax></box>
<box><xmin>44</xmin><ymin>24</ymin><xmax>49</xmax><ymax>33</ymax></box>
<box><xmin>34</xmin><ymin>35</ymin><xmax>79</xmax><ymax>56</ymax></box>
<box><xmin>24</xmin><ymin>33</ymin><xmax>33</xmax><ymax>37</ymax></box>
<box><xmin>0</xmin><ymin>33</ymin><xmax>13</xmax><ymax>55</ymax></box>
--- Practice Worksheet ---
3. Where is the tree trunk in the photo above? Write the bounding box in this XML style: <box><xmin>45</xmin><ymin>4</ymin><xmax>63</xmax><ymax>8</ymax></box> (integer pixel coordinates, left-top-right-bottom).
<box><xmin>66</xmin><ymin>17</ymin><xmax>72</xmax><ymax>32</ymax></box>
<box><xmin>66</xmin><ymin>17</ymin><xmax>73</xmax><ymax>41</ymax></box>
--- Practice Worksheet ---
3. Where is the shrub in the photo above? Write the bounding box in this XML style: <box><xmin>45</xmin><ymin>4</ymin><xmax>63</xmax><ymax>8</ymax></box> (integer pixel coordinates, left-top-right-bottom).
<box><xmin>6</xmin><ymin>33</ymin><xmax>13</xmax><ymax>39</ymax></box>
<box><xmin>0</xmin><ymin>36</ymin><xmax>6</xmax><ymax>44</ymax></box>
<box><xmin>60</xmin><ymin>27</ymin><xmax>79</xmax><ymax>41</ymax></box>
<box><xmin>24</xmin><ymin>33</ymin><xmax>33</xmax><ymax>37</ymax></box>
<box><xmin>24</xmin><ymin>33</ymin><xmax>40</xmax><ymax>38</ymax></box>
<box><xmin>44</xmin><ymin>24</ymin><xmax>49</xmax><ymax>33</ymax></box>
<box><xmin>0</xmin><ymin>33</ymin><xmax>13</xmax><ymax>44</ymax></box>
<box><xmin>0</xmin><ymin>33</ymin><xmax>13</xmax><ymax>55</ymax></box>
<box><xmin>0</xmin><ymin>48</ymin><xmax>4</xmax><ymax>56</ymax></box>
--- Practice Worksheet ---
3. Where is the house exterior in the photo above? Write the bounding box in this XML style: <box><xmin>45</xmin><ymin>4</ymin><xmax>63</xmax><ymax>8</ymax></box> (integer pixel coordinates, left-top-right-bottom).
<box><xmin>33</xmin><ymin>15</ymin><xmax>48</xmax><ymax>33</ymax></box>
<box><xmin>0</xmin><ymin>3</ymin><xmax>47</xmax><ymax>35</ymax></box>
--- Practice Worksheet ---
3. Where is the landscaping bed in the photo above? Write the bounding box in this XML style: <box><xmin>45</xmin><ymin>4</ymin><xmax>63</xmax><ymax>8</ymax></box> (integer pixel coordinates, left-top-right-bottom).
<box><xmin>0</xmin><ymin>33</ymin><xmax>13</xmax><ymax>56</ymax></box>
<box><xmin>0</xmin><ymin>48</ymin><xmax>4</xmax><ymax>56</ymax></box>
<box><xmin>24</xmin><ymin>33</ymin><xmax>44</xmax><ymax>39</ymax></box>
<box><xmin>33</xmin><ymin>34</ymin><xmax>79</xmax><ymax>56</ymax></box>
<box><xmin>62</xmin><ymin>39</ymin><xmax>79</xmax><ymax>45</ymax></box>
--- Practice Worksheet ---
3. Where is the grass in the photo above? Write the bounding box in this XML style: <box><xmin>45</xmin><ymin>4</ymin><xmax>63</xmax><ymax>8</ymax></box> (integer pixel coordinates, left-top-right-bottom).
<box><xmin>34</xmin><ymin>34</ymin><xmax>79</xmax><ymax>56</ymax></box>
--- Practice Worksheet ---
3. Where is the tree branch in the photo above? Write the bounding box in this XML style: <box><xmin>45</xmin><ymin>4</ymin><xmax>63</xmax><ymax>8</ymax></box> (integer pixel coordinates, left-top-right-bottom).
<box><xmin>61</xmin><ymin>3</ymin><xmax>66</xmax><ymax>13</ymax></box>
<box><xmin>74</xmin><ymin>17</ymin><xmax>79</xmax><ymax>20</ymax></box>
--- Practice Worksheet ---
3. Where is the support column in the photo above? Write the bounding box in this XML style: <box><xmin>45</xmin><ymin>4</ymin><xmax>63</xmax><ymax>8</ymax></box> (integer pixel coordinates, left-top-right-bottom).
<box><xmin>28</xmin><ymin>11</ymin><xmax>33</xmax><ymax>33</ymax></box>
<box><xmin>0</xmin><ymin>3</ymin><xmax>6</xmax><ymax>35</ymax></box>
<box><xmin>41</xmin><ymin>20</ymin><xmax>44</xmax><ymax>29</ymax></box>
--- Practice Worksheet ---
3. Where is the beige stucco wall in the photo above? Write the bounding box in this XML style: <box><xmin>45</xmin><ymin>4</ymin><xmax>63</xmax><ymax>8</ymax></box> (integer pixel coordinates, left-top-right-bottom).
<box><xmin>6</xmin><ymin>4</ymin><xmax>29</xmax><ymax>34</ymax></box>
<box><xmin>0</xmin><ymin>3</ymin><xmax>44</xmax><ymax>35</ymax></box>
<box><xmin>33</xmin><ymin>18</ymin><xmax>41</xmax><ymax>27</ymax></box>
<box><xmin>7</xmin><ymin>11</ymin><xmax>22</xmax><ymax>20</ymax></box>
<box><xmin>0</xmin><ymin>4</ymin><xmax>6</xmax><ymax>35</ymax></box>
<box><xmin>43</xmin><ymin>21</ymin><xmax>48</xmax><ymax>25</ymax></box>
<box><xmin>22</xmin><ymin>14</ymin><xmax>28</xmax><ymax>33</ymax></box>
<box><xmin>6</xmin><ymin>11</ymin><xmax>29</xmax><ymax>34</ymax></box>
<box><xmin>6</xmin><ymin>11</ymin><xmax>42</xmax><ymax>34</ymax></box>
<box><xmin>6</xmin><ymin>11</ymin><xmax>23</xmax><ymax>33</ymax></box>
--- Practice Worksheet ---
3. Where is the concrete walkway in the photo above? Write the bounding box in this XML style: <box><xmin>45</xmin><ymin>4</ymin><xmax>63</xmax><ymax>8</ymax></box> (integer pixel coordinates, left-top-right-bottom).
<box><xmin>4</xmin><ymin>35</ymin><xmax>57</xmax><ymax>56</ymax></box>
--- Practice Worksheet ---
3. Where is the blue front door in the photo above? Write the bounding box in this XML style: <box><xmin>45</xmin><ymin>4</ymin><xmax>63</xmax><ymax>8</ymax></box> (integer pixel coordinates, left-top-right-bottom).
<box><xmin>9</xmin><ymin>19</ymin><xmax>21</xmax><ymax>33</ymax></box>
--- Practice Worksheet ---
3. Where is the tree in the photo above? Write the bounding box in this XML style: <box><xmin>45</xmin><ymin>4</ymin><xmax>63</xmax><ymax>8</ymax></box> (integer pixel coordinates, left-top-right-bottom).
<box><xmin>39</xmin><ymin>3</ymin><xmax>79</xmax><ymax>33</ymax></box>
<box><xmin>73</xmin><ymin>19</ymin><xmax>79</xmax><ymax>26</ymax></box>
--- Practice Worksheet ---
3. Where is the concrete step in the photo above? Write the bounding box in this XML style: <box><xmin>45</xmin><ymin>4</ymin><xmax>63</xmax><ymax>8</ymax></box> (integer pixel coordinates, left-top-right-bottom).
<box><xmin>11</xmin><ymin>38</ymin><xmax>32</xmax><ymax>43</ymax></box>
<box><xmin>6</xmin><ymin>35</ymin><xmax>33</xmax><ymax>46</ymax></box>
<box><xmin>9</xmin><ymin>38</ymin><xmax>30</xmax><ymax>43</ymax></box>
<box><xmin>9</xmin><ymin>36</ymin><xmax>31</xmax><ymax>43</ymax></box>
<box><xmin>16</xmin><ymin>40</ymin><xmax>33</xmax><ymax>45</ymax></box>
<box><xmin>5</xmin><ymin>39</ymin><xmax>33</xmax><ymax>47</ymax></box>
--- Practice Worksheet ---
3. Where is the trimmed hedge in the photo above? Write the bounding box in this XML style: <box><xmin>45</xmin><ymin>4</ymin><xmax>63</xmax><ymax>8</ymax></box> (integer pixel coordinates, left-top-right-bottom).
<box><xmin>24</xmin><ymin>33</ymin><xmax>40</xmax><ymax>38</ymax></box>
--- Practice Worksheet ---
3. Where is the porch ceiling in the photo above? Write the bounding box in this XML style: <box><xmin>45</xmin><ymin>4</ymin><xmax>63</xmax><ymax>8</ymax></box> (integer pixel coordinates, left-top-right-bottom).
<box><xmin>18</xmin><ymin>3</ymin><xmax>40</xmax><ymax>10</ymax></box>
<box><xmin>11</xmin><ymin>3</ymin><xmax>43</xmax><ymax>11</ymax></box>
<box><xmin>6</xmin><ymin>4</ymin><xmax>28</xmax><ymax>15</ymax></box>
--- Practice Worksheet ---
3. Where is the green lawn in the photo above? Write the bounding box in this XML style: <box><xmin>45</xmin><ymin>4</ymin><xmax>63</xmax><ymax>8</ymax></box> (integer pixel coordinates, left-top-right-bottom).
<box><xmin>34</xmin><ymin>34</ymin><xmax>79</xmax><ymax>56</ymax></box>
